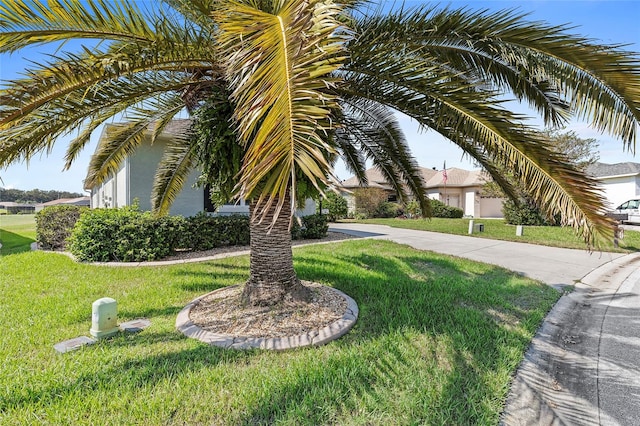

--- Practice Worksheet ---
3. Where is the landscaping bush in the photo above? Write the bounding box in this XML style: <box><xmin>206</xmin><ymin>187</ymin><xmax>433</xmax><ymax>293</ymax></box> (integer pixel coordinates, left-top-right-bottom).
<box><xmin>68</xmin><ymin>206</ymin><xmax>328</xmax><ymax>262</ymax></box>
<box><xmin>322</xmin><ymin>192</ymin><xmax>348</xmax><ymax>222</ymax></box>
<box><xmin>291</xmin><ymin>218</ymin><xmax>303</xmax><ymax>240</ymax></box>
<box><xmin>35</xmin><ymin>205</ymin><xmax>84</xmax><ymax>250</ymax></box>
<box><xmin>353</xmin><ymin>188</ymin><xmax>389</xmax><ymax>219</ymax></box>
<box><xmin>502</xmin><ymin>199</ymin><xmax>556</xmax><ymax>226</ymax></box>
<box><xmin>300</xmin><ymin>214</ymin><xmax>328</xmax><ymax>239</ymax></box>
<box><xmin>430</xmin><ymin>199</ymin><xmax>464</xmax><ymax>218</ymax></box>
<box><xmin>374</xmin><ymin>202</ymin><xmax>403</xmax><ymax>218</ymax></box>
<box><xmin>290</xmin><ymin>214</ymin><xmax>329</xmax><ymax>240</ymax></box>
<box><xmin>405</xmin><ymin>200</ymin><xmax>422</xmax><ymax>218</ymax></box>
<box><xmin>68</xmin><ymin>206</ymin><xmax>185</xmax><ymax>262</ymax></box>
<box><xmin>179</xmin><ymin>213</ymin><xmax>250</xmax><ymax>250</ymax></box>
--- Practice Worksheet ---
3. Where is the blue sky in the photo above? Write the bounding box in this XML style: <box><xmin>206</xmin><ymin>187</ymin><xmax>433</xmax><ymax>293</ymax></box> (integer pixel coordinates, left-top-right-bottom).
<box><xmin>0</xmin><ymin>0</ymin><xmax>639</xmax><ymax>192</ymax></box>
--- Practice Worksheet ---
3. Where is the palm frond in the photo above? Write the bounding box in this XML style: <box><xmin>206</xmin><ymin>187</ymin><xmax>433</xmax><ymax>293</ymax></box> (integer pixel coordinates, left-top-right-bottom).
<box><xmin>215</xmin><ymin>0</ymin><xmax>345</xmax><ymax>224</ymax></box>
<box><xmin>162</xmin><ymin>0</ymin><xmax>217</xmax><ymax>34</ymax></box>
<box><xmin>151</xmin><ymin>134</ymin><xmax>197</xmax><ymax>216</ymax></box>
<box><xmin>0</xmin><ymin>0</ymin><xmax>162</xmax><ymax>52</ymax></box>
<box><xmin>351</xmin><ymin>5</ymin><xmax>640</xmax><ymax>145</ymax></box>
<box><xmin>0</xmin><ymin>71</ymin><xmax>203</xmax><ymax>169</ymax></box>
<box><xmin>85</xmin><ymin>96</ymin><xmax>190</xmax><ymax>188</ymax></box>
<box><xmin>334</xmin><ymin>127</ymin><xmax>367</xmax><ymax>186</ymax></box>
<box><xmin>340</xmin><ymin>97</ymin><xmax>429</xmax><ymax>215</ymax></box>
<box><xmin>84</xmin><ymin>121</ymin><xmax>148</xmax><ymax>189</ymax></box>
<box><xmin>0</xmin><ymin>43</ymin><xmax>217</xmax><ymax>127</ymax></box>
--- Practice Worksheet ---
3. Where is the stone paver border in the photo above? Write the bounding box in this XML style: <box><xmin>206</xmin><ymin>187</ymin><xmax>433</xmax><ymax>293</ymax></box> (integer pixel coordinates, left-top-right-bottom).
<box><xmin>176</xmin><ymin>285</ymin><xmax>358</xmax><ymax>350</ymax></box>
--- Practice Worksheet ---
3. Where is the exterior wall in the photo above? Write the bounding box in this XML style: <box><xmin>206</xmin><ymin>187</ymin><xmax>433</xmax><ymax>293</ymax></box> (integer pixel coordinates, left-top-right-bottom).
<box><xmin>479</xmin><ymin>197</ymin><xmax>503</xmax><ymax>218</ymax></box>
<box><xmin>296</xmin><ymin>198</ymin><xmax>317</xmax><ymax>216</ymax></box>
<box><xmin>115</xmin><ymin>159</ymin><xmax>128</xmax><ymax>208</ymax></box>
<box><xmin>598</xmin><ymin>176</ymin><xmax>638</xmax><ymax>210</ymax></box>
<box><xmin>441</xmin><ymin>188</ymin><xmax>462</xmax><ymax>208</ymax></box>
<box><xmin>340</xmin><ymin>185</ymin><xmax>504</xmax><ymax>218</ymax></box>
<box><xmin>128</xmin><ymin>140</ymin><xmax>204</xmax><ymax>216</ymax></box>
<box><xmin>91</xmin><ymin>137</ymin><xmax>204</xmax><ymax>216</ymax></box>
<box><xmin>216</xmin><ymin>200</ymin><xmax>249</xmax><ymax>215</ymax></box>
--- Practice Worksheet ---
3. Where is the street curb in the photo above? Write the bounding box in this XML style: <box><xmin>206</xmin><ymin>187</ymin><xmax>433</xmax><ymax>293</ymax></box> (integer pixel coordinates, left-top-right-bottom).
<box><xmin>500</xmin><ymin>252</ymin><xmax>640</xmax><ymax>425</ymax></box>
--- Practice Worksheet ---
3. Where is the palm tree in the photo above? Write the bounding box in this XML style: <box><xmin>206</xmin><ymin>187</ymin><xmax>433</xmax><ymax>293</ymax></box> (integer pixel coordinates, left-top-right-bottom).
<box><xmin>1</xmin><ymin>0</ymin><xmax>638</xmax><ymax>306</ymax></box>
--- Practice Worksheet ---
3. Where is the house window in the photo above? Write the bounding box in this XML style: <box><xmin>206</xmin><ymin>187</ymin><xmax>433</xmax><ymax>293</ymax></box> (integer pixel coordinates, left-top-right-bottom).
<box><xmin>387</xmin><ymin>194</ymin><xmax>397</xmax><ymax>202</ymax></box>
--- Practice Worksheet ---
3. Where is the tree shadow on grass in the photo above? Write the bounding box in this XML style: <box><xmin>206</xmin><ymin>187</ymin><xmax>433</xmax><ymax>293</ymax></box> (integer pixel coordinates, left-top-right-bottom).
<box><xmin>169</xmin><ymin>262</ymin><xmax>249</xmax><ymax>293</ymax></box>
<box><xmin>2</xmin><ymin>242</ymin><xmax>555</xmax><ymax>423</ymax></box>
<box><xmin>118</xmin><ymin>305</ymin><xmax>184</xmax><ymax>320</ymax></box>
<box><xmin>0</xmin><ymin>336</ymin><xmax>254</xmax><ymax>412</ymax></box>
<box><xmin>233</xmin><ymin>247</ymin><xmax>555</xmax><ymax>424</ymax></box>
<box><xmin>0</xmin><ymin>229</ymin><xmax>34</xmax><ymax>255</ymax></box>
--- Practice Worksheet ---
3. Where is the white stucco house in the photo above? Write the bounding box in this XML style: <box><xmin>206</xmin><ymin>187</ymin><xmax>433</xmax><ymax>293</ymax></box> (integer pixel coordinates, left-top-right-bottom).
<box><xmin>85</xmin><ymin>120</ymin><xmax>316</xmax><ymax>217</ymax></box>
<box><xmin>340</xmin><ymin>166</ymin><xmax>504</xmax><ymax>218</ymax></box>
<box><xmin>586</xmin><ymin>162</ymin><xmax>640</xmax><ymax>209</ymax></box>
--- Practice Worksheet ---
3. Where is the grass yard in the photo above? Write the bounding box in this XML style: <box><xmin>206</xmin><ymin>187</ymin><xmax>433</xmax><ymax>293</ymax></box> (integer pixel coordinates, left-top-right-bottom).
<box><xmin>0</xmin><ymin>214</ymin><xmax>36</xmax><ymax>255</ymax></box>
<box><xmin>0</xmin><ymin>239</ymin><xmax>559</xmax><ymax>425</ymax></box>
<box><xmin>354</xmin><ymin>217</ymin><xmax>640</xmax><ymax>252</ymax></box>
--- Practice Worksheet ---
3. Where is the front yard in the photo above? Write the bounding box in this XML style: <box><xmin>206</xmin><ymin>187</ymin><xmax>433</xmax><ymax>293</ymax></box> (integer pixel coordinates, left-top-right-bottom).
<box><xmin>354</xmin><ymin>217</ymin><xmax>640</xmax><ymax>251</ymax></box>
<box><xmin>0</xmin><ymin>233</ymin><xmax>558</xmax><ymax>424</ymax></box>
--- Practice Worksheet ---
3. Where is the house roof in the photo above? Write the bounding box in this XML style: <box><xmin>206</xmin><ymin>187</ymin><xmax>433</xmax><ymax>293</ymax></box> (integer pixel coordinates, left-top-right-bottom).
<box><xmin>423</xmin><ymin>167</ymin><xmax>487</xmax><ymax>187</ymax></box>
<box><xmin>341</xmin><ymin>167</ymin><xmax>395</xmax><ymax>190</ymax></box>
<box><xmin>340</xmin><ymin>166</ymin><xmax>487</xmax><ymax>191</ymax></box>
<box><xmin>586</xmin><ymin>162</ymin><xmax>640</xmax><ymax>178</ymax></box>
<box><xmin>38</xmin><ymin>197</ymin><xmax>90</xmax><ymax>207</ymax></box>
<box><xmin>102</xmin><ymin>119</ymin><xmax>192</xmax><ymax>138</ymax></box>
<box><xmin>159</xmin><ymin>119</ymin><xmax>191</xmax><ymax>136</ymax></box>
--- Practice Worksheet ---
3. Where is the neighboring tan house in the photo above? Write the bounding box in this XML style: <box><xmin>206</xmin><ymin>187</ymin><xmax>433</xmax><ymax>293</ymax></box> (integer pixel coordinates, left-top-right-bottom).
<box><xmin>341</xmin><ymin>166</ymin><xmax>504</xmax><ymax>218</ymax></box>
<box><xmin>85</xmin><ymin>120</ymin><xmax>316</xmax><ymax>217</ymax></box>
<box><xmin>35</xmin><ymin>196</ymin><xmax>90</xmax><ymax>212</ymax></box>
<box><xmin>586</xmin><ymin>162</ymin><xmax>640</xmax><ymax>209</ymax></box>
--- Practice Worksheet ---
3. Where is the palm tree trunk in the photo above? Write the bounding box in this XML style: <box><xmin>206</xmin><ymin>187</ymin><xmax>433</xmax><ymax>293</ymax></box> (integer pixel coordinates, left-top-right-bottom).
<box><xmin>241</xmin><ymin>194</ymin><xmax>311</xmax><ymax>306</ymax></box>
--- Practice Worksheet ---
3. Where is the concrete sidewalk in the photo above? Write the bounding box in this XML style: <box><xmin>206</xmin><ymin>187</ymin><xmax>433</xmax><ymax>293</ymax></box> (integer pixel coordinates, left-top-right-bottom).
<box><xmin>329</xmin><ymin>223</ymin><xmax>640</xmax><ymax>426</ymax></box>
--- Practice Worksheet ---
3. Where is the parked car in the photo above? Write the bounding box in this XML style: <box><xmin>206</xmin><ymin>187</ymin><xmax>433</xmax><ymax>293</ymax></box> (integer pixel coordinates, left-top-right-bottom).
<box><xmin>609</xmin><ymin>199</ymin><xmax>640</xmax><ymax>224</ymax></box>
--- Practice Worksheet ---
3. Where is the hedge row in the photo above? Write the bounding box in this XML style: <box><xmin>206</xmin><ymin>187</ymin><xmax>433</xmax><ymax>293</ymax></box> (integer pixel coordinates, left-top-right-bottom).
<box><xmin>36</xmin><ymin>205</ymin><xmax>328</xmax><ymax>262</ymax></box>
<box><xmin>35</xmin><ymin>205</ymin><xmax>85</xmax><ymax>250</ymax></box>
<box><xmin>430</xmin><ymin>199</ymin><xmax>464</xmax><ymax>218</ymax></box>
<box><xmin>68</xmin><ymin>207</ymin><xmax>187</xmax><ymax>262</ymax></box>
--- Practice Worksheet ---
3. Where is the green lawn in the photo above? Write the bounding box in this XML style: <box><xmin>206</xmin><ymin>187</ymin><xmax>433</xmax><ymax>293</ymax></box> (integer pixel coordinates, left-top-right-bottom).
<box><xmin>0</xmin><ymin>214</ymin><xmax>36</xmax><ymax>255</ymax></box>
<box><xmin>353</xmin><ymin>217</ymin><xmax>640</xmax><ymax>252</ymax></box>
<box><xmin>0</xmin><ymin>239</ymin><xmax>559</xmax><ymax>425</ymax></box>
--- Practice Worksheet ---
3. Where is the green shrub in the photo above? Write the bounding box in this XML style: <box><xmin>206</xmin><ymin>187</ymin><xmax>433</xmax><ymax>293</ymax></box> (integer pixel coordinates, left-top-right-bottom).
<box><xmin>290</xmin><ymin>214</ymin><xmax>328</xmax><ymax>240</ymax></box>
<box><xmin>405</xmin><ymin>200</ymin><xmax>422</xmax><ymax>218</ymax></box>
<box><xmin>35</xmin><ymin>205</ymin><xmax>84</xmax><ymax>250</ymax></box>
<box><xmin>300</xmin><ymin>214</ymin><xmax>328</xmax><ymax>239</ymax></box>
<box><xmin>68</xmin><ymin>206</ymin><xmax>185</xmax><ymax>262</ymax></box>
<box><xmin>291</xmin><ymin>218</ymin><xmax>303</xmax><ymax>240</ymax></box>
<box><xmin>353</xmin><ymin>188</ymin><xmax>389</xmax><ymax>218</ymax></box>
<box><xmin>430</xmin><ymin>199</ymin><xmax>463</xmax><ymax>218</ymax></box>
<box><xmin>179</xmin><ymin>213</ymin><xmax>250</xmax><ymax>250</ymax></box>
<box><xmin>322</xmin><ymin>192</ymin><xmax>348</xmax><ymax>222</ymax></box>
<box><xmin>69</xmin><ymin>208</ymin><xmax>253</xmax><ymax>262</ymax></box>
<box><xmin>502</xmin><ymin>199</ymin><xmax>555</xmax><ymax>226</ymax></box>
<box><xmin>374</xmin><ymin>202</ymin><xmax>403</xmax><ymax>218</ymax></box>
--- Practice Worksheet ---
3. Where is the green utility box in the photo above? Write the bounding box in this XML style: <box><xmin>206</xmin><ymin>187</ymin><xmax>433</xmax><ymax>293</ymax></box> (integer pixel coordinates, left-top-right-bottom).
<box><xmin>90</xmin><ymin>297</ymin><xmax>119</xmax><ymax>339</ymax></box>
